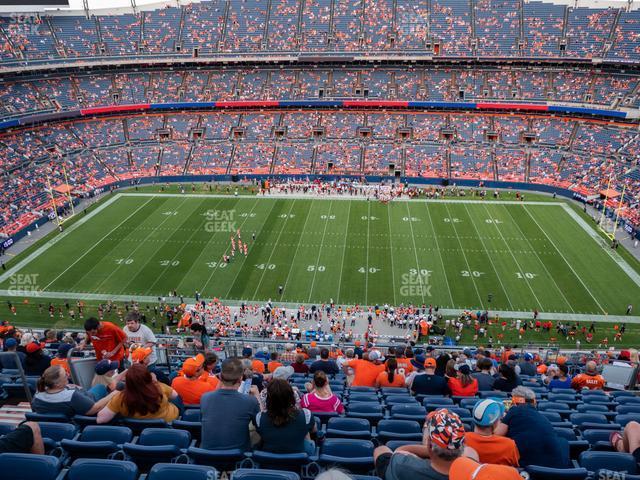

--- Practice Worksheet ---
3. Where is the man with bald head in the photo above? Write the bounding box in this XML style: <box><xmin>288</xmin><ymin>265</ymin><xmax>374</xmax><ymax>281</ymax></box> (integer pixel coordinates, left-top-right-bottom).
<box><xmin>571</xmin><ymin>360</ymin><xmax>606</xmax><ymax>391</ymax></box>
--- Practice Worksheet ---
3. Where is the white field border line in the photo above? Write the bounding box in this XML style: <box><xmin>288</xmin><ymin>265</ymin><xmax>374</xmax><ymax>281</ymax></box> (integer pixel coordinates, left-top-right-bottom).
<box><xmin>443</xmin><ymin>202</ymin><xmax>485</xmax><ymax>309</ymax></box>
<box><xmin>423</xmin><ymin>202</ymin><xmax>455</xmax><ymax>308</ymax></box>
<box><xmin>142</xmin><ymin>197</ymin><xmax>225</xmax><ymax>296</ymax></box>
<box><xmin>200</xmin><ymin>198</ymin><xmax>266</xmax><ymax>296</ymax></box>
<box><xmin>335</xmin><ymin>201</ymin><xmax>352</xmax><ymax>304</ymax></box>
<box><xmin>386</xmin><ymin>204</ymin><xmax>398</xmax><ymax>306</ymax></box>
<box><xmin>463</xmin><ymin>203</ymin><xmax>515</xmax><ymax>311</ymax></box>
<box><xmin>365</xmin><ymin>202</ymin><xmax>371</xmax><ymax>305</ymax></box>
<box><xmin>251</xmin><ymin>199</ymin><xmax>298</xmax><ymax>301</ymax></box>
<box><xmin>279</xmin><ymin>199</ymin><xmax>315</xmax><ymax>300</ymax></box>
<box><xmin>525</xmin><ymin>205</ymin><xmax>609</xmax><ymax>314</ymax></box>
<box><xmin>308</xmin><ymin>201</ymin><xmax>334</xmax><ymax>303</ymax></box>
<box><xmin>120</xmin><ymin>192</ymin><xmax>563</xmax><ymax>206</ymax></box>
<box><xmin>49</xmin><ymin>196</ymin><xmax>159</xmax><ymax>292</ymax></box>
<box><xmin>561</xmin><ymin>204</ymin><xmax>640</xmax><ymax>288</ymax></box>
<box><xmin>0</xmin><ymin>194</ymin><xmax>126</xmax><ymax>285</ymax></box>
<box><xmin>481</xmin><ymin>203</ymin><xmax>544</xmax><ymax>311</ymax></box>
<box><xmin>174</xmin><ymin>197</ymin><xmax>255</xmax><ymax>294</ymax></box>
<box><xmin>502</xmin><ymin>205</ymin><xmax>574</xmax><ymax>313</ymax></box>
<box><xmin>405</xmin><ymin>202</ymin><xmax>425</xmax><ymax>305</ymax></box>
<box><xmin>89</xmin><ymin>199</ymin><xmax>192</xmax><ymax>290</ymax></box>
<box><xmin>4</xmin><ymin>287</ymin><xmax>639</xmax><ymax>324</ymax></box>
<box><xmin>219</xmin><ymin>200</ymin><xmax>278</xmax><ymax>298</ymax></box>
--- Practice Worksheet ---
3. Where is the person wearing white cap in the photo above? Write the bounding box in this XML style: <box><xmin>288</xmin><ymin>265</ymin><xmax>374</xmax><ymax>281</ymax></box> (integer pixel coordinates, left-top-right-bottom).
<box><xmin>344</xmin><ymin>349</ymin><xmax>385</xmax><ymax>387</ymax></box>
<box><xmin>464</xmin><ymin>399</ymin><xmax>520</xmax><ymax>467</ymax></box>
<box><xmin>259</xmin><ymin>366</ymin><xmax>301</xmax><ymax>412</ymax></box>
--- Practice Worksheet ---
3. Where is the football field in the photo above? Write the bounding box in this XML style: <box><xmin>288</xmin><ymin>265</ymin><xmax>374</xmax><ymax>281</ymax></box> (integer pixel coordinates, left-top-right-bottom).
<box><xmin>1</xmin><ymin>193</ymin><xmax>639</xmax><ymax>318</ymax></box>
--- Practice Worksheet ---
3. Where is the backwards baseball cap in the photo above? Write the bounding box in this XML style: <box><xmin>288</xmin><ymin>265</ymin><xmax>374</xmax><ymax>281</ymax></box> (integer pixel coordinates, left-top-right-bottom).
<box><xmin>472</xmin><ymin>399</ymin><xmax>505</xmax><ymax>427</ymax></box>
<box><xmin>450</xmin><ymin>457</ymin><xmax>523</xmax><ymax>480</ymax></box>
<box><xmin>368</xmin><ymin>350</ymin><xmax>384</xmax><ymax>362</ymax></box>
<box><xmin>182</xmin><ymin>354</ymin><xmax>205</xmax><ymax>377</ymax></box>
<box><xmin>95</xmin><ymin>359</ymin><xmax>119</xmax><ymax>375</ymax></box>
<box><xmin>4</xmin><ymin>338</ymin><xmax>17</xmax><ymax>348</ymax></box>
<box><xmin>425</xmin><ymin>408</ymin><xmax>465</xmax><ymax>451</ymax></box>
<box><xmin>455</xmin><ymin>363</ymin><xmax>471</xmax><ymax>375</ymax></box>
<box><xmin>424</xmin><ymin>357</ymin><xmax>437</xmax><ymax>369</ymax></box>
<box><xmin>523</xmin><ymin>352</ymin><xmax>533</xmax><ymax>361</ymax></box>
<box><xmin>411</xmin><ymin>354</ymin><xmax>427</xmax><ymax>370</ymax></box>
<box><xmin>131</xmin><ymin>346</ymin><xmax>152</xmax><ymax>363</ymax></box>
<box><xmin>272</xmin><ymin>365</ymin><xmax>295</xmax><ymax>380</ymax></box>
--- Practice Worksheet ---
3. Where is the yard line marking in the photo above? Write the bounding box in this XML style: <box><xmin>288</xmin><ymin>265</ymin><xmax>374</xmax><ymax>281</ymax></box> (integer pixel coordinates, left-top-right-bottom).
<box><xmin>142</xmin><ymin>197</ymin><xmax>225</xmax><ymax>296</ymax></box>
<box><xmin>423</xmin><ymin>203</ymin><xmax>455</xmax><ymax>307</ymax></box>
<box><xmin>40</xmin><ymin>196</ymin><xmax>156</xmax><ymax>292</ymax></box>
<box><xmin>386</xmin><ymin>204</ymin><xmax>398</xmax><ymax>306</ymax></box>
<box><xmin>279</xmin><ymin>200</ymin><xmax>315</xmax><ymax>300</ymax></box>
<box><xmin>443</xmin><ymin>203</ymin><xmax>485</xmax><ymax>309</ymax></box>
<box><xmin>463</xmin><ymin>204</ymin><xmax>515</xmax><ymax>311</ymax></box>
<box><xmin>308</xmin><ymin>201</ymin><xmax>333</xmax><ymax>303</ymax></box>
<box><xmin>365</xmin><ymin>202</ymin><xmax>371</xmax><ymax>305</ymax></box>
<box><xmin>251</xmin><ymin>200</ymin><xmax>298</xmax><ymax>301</ymax></box>
<box><xmin>404</xmin><ymin>203</ymin><xmax>425</xmax><ymax>305</ymax></box>
<box><xmin>480</xmin><ymin>204</ymin><xmax>543</xmax><ymax>311</ymax></box>
<box><xmin>336</xmin><ymin>201</ymin><xmax>352</xmax><ymax>305</ymax></box>
<box><xmin>90</xmin><ymin>197</ymin><xmax>192</xmax><ymax>294</ymax></box>
<box><xmin>524</xmin><ymin>205</ymin><xmax>607</xmax><ymax>314</ymax></box>
<box><xmin>502</xmin><ymin>205</ymin><xmax>574</xmax><ymax>313</ymax></box>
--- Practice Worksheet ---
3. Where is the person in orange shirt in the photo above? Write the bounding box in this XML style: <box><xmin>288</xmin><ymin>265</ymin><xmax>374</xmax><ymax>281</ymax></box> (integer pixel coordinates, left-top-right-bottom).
<box><xmin>81</xmin><ymin>318</ymin><xmax>126</xmax><ymax>364</ymax></box>
<box><xmin>242</xmin><ymin>346</ymin><xmax>266</xmax><ymax>374</ymax></box>
<box><xmin>267</xmin><ymin>351</ymin><xmax>283</xmax><ymax>374</ymax></box>
<box><xmin>171</xmin><ymin>354</ymin><xmax>218</xmax><ymax>405</ymax></box>
<box><xmin>395</xmin><ymin>348</ymin><xmax>414</xmax><ymax>377</ymax></box>
<box><xmin>448</xmin><ymin>364</ymin><xmax>479</xmax><ymax>397</ymax></box>
<box><xmin>345</xmin><ymin>350</ymin><xmax>385</xmax><ymax>387</ymax></box>
<box><xmin>375</xmin><ymin>358</ymin><xmax>406</xmax><ymax>388</ymax></box>
<box><xmin>50</xmin><ymin>343</ymin><xmax>73</xmax><ymax>376</ymax></box>
<box><xmin>571</xmin><ymin>361</ymin><xmax>607</xmax><ymax>391</ymax></box>
<box><xmin>465</xmin><ymin>399</ymin><xmax>520</xmax><ymax>466</ymax></box>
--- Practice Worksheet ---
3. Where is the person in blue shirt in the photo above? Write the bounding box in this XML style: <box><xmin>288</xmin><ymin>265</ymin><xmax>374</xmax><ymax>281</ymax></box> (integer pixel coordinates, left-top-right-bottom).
<box><xmin>494</xmin><ymin>386</ymin><xmax>568</xmax><ymax>468</ymax></box>
<box><xmin>547</xmin><ymin>364</ymin><xmax>572</xmax><ymax>390</ymax></box>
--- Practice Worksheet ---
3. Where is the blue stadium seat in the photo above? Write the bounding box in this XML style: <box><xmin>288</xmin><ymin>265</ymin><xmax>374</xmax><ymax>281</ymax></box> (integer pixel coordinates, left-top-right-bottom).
<box><xmin>616</xmin><ymin>405</ymin><xmax>640</xmax><ymax>415</ymax></box>
<box><xmin>348</xmin><ymin>394</ymin><xmax>381</xmax><ymax>404</ymax></box>
<box><xmin>346</xmin><ymin>403</ymin><xmax>384</xmax><ymax>424</ymax></box>
<box><xmin>579</xmin><ymin>451</ymin><xmax>638</xmax><ymax>474</ymax></box>
<box><xmin>419</xmin><ymin>397</ymin><xmax>454</xmax><ymax>407</ymax></box>
<box><xmin>146</xmin><ymin>463</ymin><xmax>217</xmax><ymax>480</ymax></box>
<box><xmin>24</xmin><ymin>412</ymin><xmax>69</xmax><ymax>423</ymax></box>
<box><xmin>0</xmin><ymin>423</ymin><xmax>15</xmax><ymax>436</ymax></box>
<box><xmin>525</xmin><ymin>465</ymin><xmax>588</xmax><ymax>480</ymax></box>
<box><xmin>325</xmin><ymin>417</ymin><xmax>372</xmax><ymax>440</ymax></box>
<box><xmin>187</xmin><ymin>447</ymin><xmax>247</xmax><ymax>471</ymax></box>
<box><xmin>309</xmin><ymin>411</ymin><xmax>340</xmax><ymax>425</ymax></box>
<box><xmin>385</xmin><ymin>440</ymin><xmax>421</xmax><ymax>451</ymax></box>
<box><xmin>71</xmin><ymin>415</ymin><xmax>98</xmax><ymax>428</ymax></box>
<box><xmin>319</xmin><ymin>439</ymin><xmax>375</xmax><ymax>473</ymax></box>
<box><xmin>610</xmin><ymin>391</ymin><xmax>637</xmax><ymax>399</ymax></box>
<box><xmin>250</xmin><ymin>450</ymin><xmax>317</xmax><ymax>476</ymax></box>
<box><xmin>479</xmin><ymin>391</ymin><xmax>507</xmax><ymax>399</ymax></box>
<box><xmin>570</xmin><ymin>413</ymin><xmax>611</xmax><ymax>430</ymax></box>
<box><xmin>349</xmin><ymin>387</ymin><xmax>378</xmax><ymax>394</ymax></box>
<box><xmin>582</xmin><ymin>429</ymin><xmax>619</xmax><ymax>451</ymax></box>
<box><xmin>121</xmin><ymin>418</ymin><xmax>169</xmax><ymax>435</ymax></box>
<box><xmin>66</xmin><ymin>459</ymin><xmax>138</xmax><ymax>480</ymax></box>
<box><xmin>180</xmin><ymin>409</ymin><xmax>201</xmax><ymax>422</ymax></box>
<box><xmin>384</xmin><ymin>395</ymin><xmax>418</xmax><ymax>407</ymax></box>
<box><xmin>539</xmin><ymin>411</ymin><xmax>572</xmax><ymax>428</ymax></box>
<box><xmin>389</xmin><ymin>404</ymin><xmax>426</xmax><ymax>423</ymax></box>
<box><xmin>0</xmin><ymin>453</ymin><xmax>61</xmax><ymax>480</ymax></box>
<box><xmin>61</xmin><ymin>425</ymin><xmax>133</xmax><ymax>460</ymax></box>
<box><xmin>122</xmin><ymin>428</ymin><xmax>191</xmax><ymax>471</ymax></box>
<box><xmin>375</xmin><ymin>419</ymin><xmax>423</xmax><ymax>443</ymax></box>
<box><xmin>380</xmin><ymin>388</ymin><xmax>409</xmax><ymax>397</ymax></box>
<box><xmin>231</xmin><ymin>469</ymin><xmax>299</xmax><ymax>480</ymax></box>
<box><xmin>172</xmin><ymin>420</ymin><xmax>202</xmax><ymax>441</ymax></box>
<box><xmin>616</xmin><ymin>397</ymin><xmax>640</xmax><ymax>405</ymax></box>
<box><xmin>615</xmin><ymin>414</ymin><xmax>639</xmax><ymax>427</ymax></box>
<box><xmin>39</xmin><ymin>421</ymin><xmax>78</xmax><ymax>452</ymax></box>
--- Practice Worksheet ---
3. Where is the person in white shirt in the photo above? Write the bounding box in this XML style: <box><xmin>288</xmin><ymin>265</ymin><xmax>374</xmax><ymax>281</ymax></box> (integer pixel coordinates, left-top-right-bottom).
<box><xmin>123</xmin><ymin>312</ymin><xmax>158</xmax><ymax>366</ymax></box>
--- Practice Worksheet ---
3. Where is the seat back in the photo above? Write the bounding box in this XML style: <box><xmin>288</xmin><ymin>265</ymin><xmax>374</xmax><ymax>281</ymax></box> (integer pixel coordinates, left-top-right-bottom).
<box><xmin>579</xmin><ymin>451</ymin><xmax>638</xmax><ymax>474</ymax></box>
<box><xmin>526</xmin><ymin>465</ymin><xmax>588</xmax><ymax>480</ymax></box>
<box><xmin>231</xmin><ymin>468</ymin><xmax>300</xmax><ymax>480</ymax></box>
<box><xmin>80</xmin><ymin>426</ymin><xmax>133</xmax><ymax>444</ymax></box>
<box><xmin>67</xmin><ymin>459</ymin><xmax>139</xmax><ymax>480</ymax></box>
<box><xmin>570</xmin><ymin>413</ymin><xmax>608</xmax><ymax>426</ymax></box>
<box><xmin>138</xmin><ymin>428</ymin><xmax>191</xmax><ymax>448</ymax></box>
<box><xmin>0</xmin><ymin>453</ymin><xmax>61</xmax><ymax>480</ymax></box>
<box><xmin>147</xmin><ymin>463</ymin><xmax>217</xmax><ymax>480</ymax></box>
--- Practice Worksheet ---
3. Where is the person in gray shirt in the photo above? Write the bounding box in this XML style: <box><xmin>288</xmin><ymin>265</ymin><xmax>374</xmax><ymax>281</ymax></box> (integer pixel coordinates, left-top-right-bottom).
<box><xmin>200</xmin><ymin>357</ymin><xmax>260</xmax><ymax>451</ymax></box>
<box><xmin>471</xmin><ymin>357</ymin><xmax>495</xmax><ymax>392</ymax></box>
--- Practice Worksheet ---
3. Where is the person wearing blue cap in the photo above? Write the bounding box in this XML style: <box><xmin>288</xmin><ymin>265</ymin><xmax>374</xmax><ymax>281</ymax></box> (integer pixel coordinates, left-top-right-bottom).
<box><xmin>518</xmin><ymin>352</ymin><xmax>536</xmax><ymax>376</ymax></box>
<box><xmin>1</xmin><ymin>337</ymin><xmax>25</xmax><ymax>370</ymax></box>
<box><xmin>464</xmin><ymin>398</ymin><xmax>520</xmax><ymax>466</ymax></box>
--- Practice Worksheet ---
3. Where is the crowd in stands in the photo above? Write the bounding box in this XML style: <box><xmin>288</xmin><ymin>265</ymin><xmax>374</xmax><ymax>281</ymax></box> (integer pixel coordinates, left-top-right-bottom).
<box><xmin>0</xmin><ymin>108</ymin><xmax>637</xmax><ymax>236</ymax></box>
<box><xmin>1</xmin><ymin>1</ymin><xmax>640</xmax><ymax>63</ymax></box>
<box><xmin>0</xmin><ymin>310</ymin><xmax>639</xmax><ymax>479</ymax></box>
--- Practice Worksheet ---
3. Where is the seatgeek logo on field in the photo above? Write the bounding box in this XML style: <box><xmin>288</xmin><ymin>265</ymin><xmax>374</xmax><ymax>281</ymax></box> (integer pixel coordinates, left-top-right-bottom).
<box><xmin>8</xmin><ymin>273</ymin><xmax>40</xmax><ymax>296</ymax></box>
<box><xmin>204</xmin><ymin>209</ymin><xmax>237</xmax><ymax>233</ymax></box>
<box><xmin>400</xmin><ymin>269</ymin><xmax>432</xmax><ymax>297</ymax></box>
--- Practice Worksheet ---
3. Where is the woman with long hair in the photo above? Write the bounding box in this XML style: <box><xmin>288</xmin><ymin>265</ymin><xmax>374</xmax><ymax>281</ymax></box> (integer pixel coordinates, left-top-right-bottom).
<box><xmin>255</xmin><ymin>378</ymin><xmax>317</xmax><ymax>454</ymax></box>
<box><xmin>447</xmin><ymin>363</ymin><xmax>479</xmax><ymax>397</ymax></box>
<box><xmin>301</xmin><ymin>371</ymin><xmax>344</xmax><ymax>413</ymax></box>
<box><xmin>375</xmin><ymin>358</ymin><xmax>406</xmax><ymax>388</ymax></box>
<box><xmin>96</xmin><ymin>363</ymin><xmax>180</xmax><ymax>423</ymax></box>
<box><xmin>493</xmin><ymin>363</ymin><xmax>519</xmax><ymax>392</ymax></box>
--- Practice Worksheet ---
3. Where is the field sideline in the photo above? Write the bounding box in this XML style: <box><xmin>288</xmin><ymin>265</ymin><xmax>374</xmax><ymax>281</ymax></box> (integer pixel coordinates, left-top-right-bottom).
<box><xmin>0</xmin><ymin>192</ymin><xmax>639</xmax><ymax>321</ymax></box>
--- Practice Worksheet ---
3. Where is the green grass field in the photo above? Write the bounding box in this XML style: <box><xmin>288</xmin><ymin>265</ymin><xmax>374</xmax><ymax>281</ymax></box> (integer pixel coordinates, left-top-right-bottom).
<box><xmin>1</xmin><ymin>192</ymin><xmax>639</xmax><ymax>320</ymax></box>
